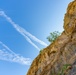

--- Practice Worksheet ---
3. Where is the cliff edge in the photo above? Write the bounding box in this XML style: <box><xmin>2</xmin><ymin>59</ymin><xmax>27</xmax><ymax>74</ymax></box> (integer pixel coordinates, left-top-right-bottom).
<box><xmin>27</xmin><ymin>0</ymin><xmax>76</xmax><ymax>75</ymax></box>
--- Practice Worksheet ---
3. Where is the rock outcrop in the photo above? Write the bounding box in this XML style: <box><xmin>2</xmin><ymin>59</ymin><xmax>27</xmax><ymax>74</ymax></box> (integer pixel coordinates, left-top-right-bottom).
<box><xmin>27</xmin><ymin>0</ymin><xmax>76</xmax><ymax>75</ymax></box>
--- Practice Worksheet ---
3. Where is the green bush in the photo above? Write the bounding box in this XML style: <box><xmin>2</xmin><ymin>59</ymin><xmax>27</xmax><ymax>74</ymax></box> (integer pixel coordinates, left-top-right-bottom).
<box><xmin>47</xmin><ymin>31</ymin><xmax>61</xmax><ymax>43</ymax></box>
<box><xmin>39</xmin><ymin>49</ymin><xmax>43</xmax><ymax>53</ymax></box>
<box><xmin>58</xmin><ymin>64</ymin><xmax>71</xmax><ymax>75</ymax></box>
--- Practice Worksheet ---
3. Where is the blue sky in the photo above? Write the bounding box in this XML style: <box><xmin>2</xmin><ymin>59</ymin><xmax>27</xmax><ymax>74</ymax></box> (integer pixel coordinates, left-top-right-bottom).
<box><xmin>0</xmin><ymin>0</ymin><xmax>73</xmax><ymax>75</ymax></box>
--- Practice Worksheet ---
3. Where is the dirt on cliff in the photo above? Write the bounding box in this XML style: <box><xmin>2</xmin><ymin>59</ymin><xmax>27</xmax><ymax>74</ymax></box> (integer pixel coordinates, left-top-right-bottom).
<box><xmin>27</xmin><ymin>0</ymin><xmax>76</xmax><ymax>75</ymax></box>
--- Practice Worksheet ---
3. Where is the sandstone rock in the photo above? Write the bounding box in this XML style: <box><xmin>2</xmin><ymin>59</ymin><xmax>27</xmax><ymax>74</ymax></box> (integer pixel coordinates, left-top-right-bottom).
<box><xmin>64</xmin><ymin>0</ymin><xmax>76</xmax><ymax>35</ymax></box>
<box><xmin>27</xmin><ymin>0</ymin><xmax>76</xmax><ymax>75</ymax></box>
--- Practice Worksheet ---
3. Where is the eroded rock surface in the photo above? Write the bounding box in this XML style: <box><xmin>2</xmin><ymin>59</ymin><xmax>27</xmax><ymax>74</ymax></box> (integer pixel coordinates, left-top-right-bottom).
<box><xmin>27</xmin><ymin>0</ymin><xmax>76</xmax><ymax>75</ymax></box>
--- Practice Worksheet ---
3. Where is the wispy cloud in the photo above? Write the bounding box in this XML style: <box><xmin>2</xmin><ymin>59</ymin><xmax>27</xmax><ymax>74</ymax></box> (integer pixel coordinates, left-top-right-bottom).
<box><xmin>18</xmin><ymin>26</ymin><xmax>48</xmax><ymax>46</ymax></box>
<box><xmin>0</xmin><ymin>11</ymin><xmax>48</xmax><ymax>50</ymax></box>
<box><xmin>0</xmin><ymin>41</ymin><xmax>31</xmax><ymax>65</ymax></box>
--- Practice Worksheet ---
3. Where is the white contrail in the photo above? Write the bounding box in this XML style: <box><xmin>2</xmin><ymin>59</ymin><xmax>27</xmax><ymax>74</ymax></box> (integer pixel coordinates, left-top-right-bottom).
<box><xmin>0</xmin><ymin>41</ymin><xmax>31</xmax><ymax>65</ymax></box>
<box><xmin>17</xmin><ymin>25</ymin><xmax>48</xmax><ymax>46</ymax></box>
<box><xmin>0</xmin><ymin>11</ymin><xmax>3</xmax><ymax>15</ymax></box>
<box><xmin>0</xmin><ymin>11</ymin><xmax>41</xmax><ymax>50</ymax></box>
<box><xmin>0</xmin><ymin>11</ymin><xmax>48</xmax><ymax>48</ymax></box>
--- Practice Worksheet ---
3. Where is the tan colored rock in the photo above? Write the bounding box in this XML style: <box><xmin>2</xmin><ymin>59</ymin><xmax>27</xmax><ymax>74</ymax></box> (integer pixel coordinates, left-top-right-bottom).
<box><xmin>27</xmin><ymin>0</ymin><xmax>76</xmax><ymax>75</ymax></box>
<box><xmin>64</xmin><ymin>0</ymin><xmax>76</xmax><ymax>35</ymax></box>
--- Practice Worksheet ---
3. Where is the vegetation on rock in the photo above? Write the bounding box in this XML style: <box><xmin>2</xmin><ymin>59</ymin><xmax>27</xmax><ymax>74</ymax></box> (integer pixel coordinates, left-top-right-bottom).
<box><xmin>47</xmin><ymin>31</ymin><xmax>61</xmax><ymax>43</ymax></box>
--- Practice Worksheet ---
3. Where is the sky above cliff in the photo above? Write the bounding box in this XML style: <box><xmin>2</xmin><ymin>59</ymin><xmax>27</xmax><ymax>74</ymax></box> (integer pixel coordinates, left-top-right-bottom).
<box><xmin>0</xmin><ymin>0</ymin><xmax>73</xmax><ymax>75</ymax></box>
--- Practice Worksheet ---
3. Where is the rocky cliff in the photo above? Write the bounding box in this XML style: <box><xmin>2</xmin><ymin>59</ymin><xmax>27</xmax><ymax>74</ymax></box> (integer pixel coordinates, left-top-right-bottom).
<box><xmin>27</xmin><ymin>0</ymin><xmax>76</xmax><ymax>75</ymax></box>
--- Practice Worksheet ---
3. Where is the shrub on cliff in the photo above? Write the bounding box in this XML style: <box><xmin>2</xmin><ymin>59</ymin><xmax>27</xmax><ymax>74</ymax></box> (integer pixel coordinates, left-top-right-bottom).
<box><xmin>47</xmin><ymin>31</ymin><xmax>61</xmax><ymax>43</ymax></box>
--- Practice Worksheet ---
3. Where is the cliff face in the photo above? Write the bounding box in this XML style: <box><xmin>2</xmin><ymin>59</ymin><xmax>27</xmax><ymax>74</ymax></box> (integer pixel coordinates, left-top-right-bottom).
<box><xmin>27</xmin><ymin>0</ymin><xmax>76</xmax><ymax>75</ymax></box>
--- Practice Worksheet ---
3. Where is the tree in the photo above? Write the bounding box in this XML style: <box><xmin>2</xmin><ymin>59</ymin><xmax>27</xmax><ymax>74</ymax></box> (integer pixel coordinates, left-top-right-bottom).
<box><xmin>39</xmin><ymin>31</ymin><xmax>61</xmax><ymax>53</ymax></box>
<box><xmin>47</xmin><ymin>31</ymin><xmax>61</xmax><ymax>43</ymax></box>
